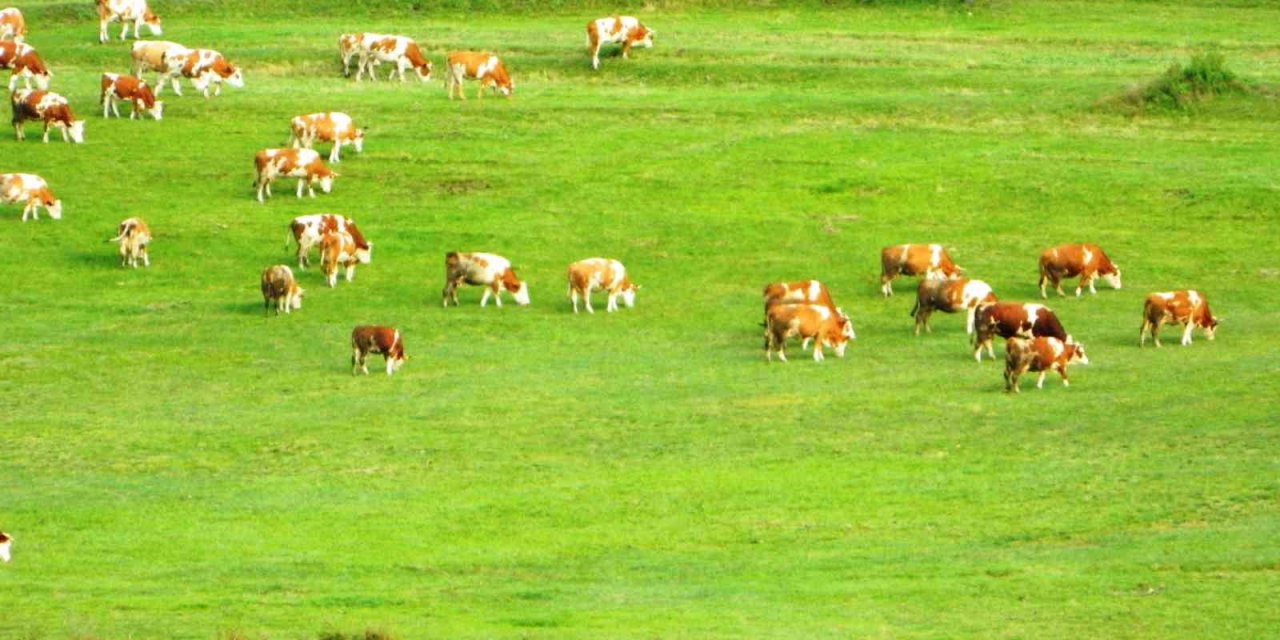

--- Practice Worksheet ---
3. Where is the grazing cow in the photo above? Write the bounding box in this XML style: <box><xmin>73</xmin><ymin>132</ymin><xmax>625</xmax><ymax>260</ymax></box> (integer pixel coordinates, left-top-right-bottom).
<box><xmin>1139</xmin><ymin>290</ymin><xmax>1218</xmax><ymax>347</ymax></box>
<box><xmin>253</xmin><ymin>149</ymin><xmax>337</xmax><ymax>203</ymax></box>
<box><xmin>0</xmin><ymin>531</ymin><xmax>10</xmax><ymax>562</ymax></box>
<box><xmin>1</xmin><ymin>173</ymin><xmax>60</xmax><ymax>221</ymax></box>
<box><xmin>97</xmin><ymin>0</ymin><xmax>161</xmax><ymax>44</ymax></box>
<box><xmin>320</xmin><ymin>230</ymin><xmax>361</xmax><ymax>287</ymax></box>
<box><xmin>910</xmin><ymin>277</ymin><xmax>995</xmax><ymax>335</ymax></box>
<box><xmin>1038</xmin><ymin>243</ymin><xmax>1122</xmax><ymax>298</ymax></box>
<box><xmin>1</xmin><ymin>7</ymin><xmax>24</xmax><ymax>42</ymax></box>
<box><xmin>764</xmin><ymin>302</ymin><xmax>855</xmax><ymax>363</ymax></box>
<box><xmin>442</xmin><ymin>251</ymin><xmax>530</xmax><ymax>307</ymax></box>
<box><xmin>11</xmin><ymin>89</ymin><xmax>85</xmax><ymax>143</ymax></box>
<box><xmin>351</xmin><ymin>326</ymin><xmax>407</xmax><ymax>376</ymax></box>
<box><xmin>260</xmin><ymin>265</ymin><xmax>303</xmax><ymax>315</ymax></box>
<box><xmin>108</xmin><ymin>217</ymin><xmax>151</xmax><ymax>267</ymax></box>
<box><xmin>586</xmin><ymin>16</ymin><xmax>654</xmax><ymax>70</ymax></box>
<box><xmin>445</xmin><ymin>51</ymin><xmax>512</xmax><ymax>100</ymax></box>
<box><xmin>289</xmin><ymin>112</ymin><xmax>364</xmax><ymax>163</ymax></box>
<box><xmin>1004</xmin><ymin>337</ymin><xmax>1089</xmax><ymax>393</ymax></box>
<box><xmin>972</xmin><ymin>302</ymin><xmax>1072</xmax><ymax>362</ymax></box>
<box><xmin>1</xmin><ymin>41</ymin><xmax>50</xmax><ymax>90</ymax></box>
<box><xmin>357</xmin><ymin>34</ymin><xmax>431</xmax><ymax>82</ymax></box>
<box><xmin>880</xmin><ymin>243</ymin><xmax>964</xmax><ymax>296</ymax></box>
<box><xmin>100</xmin><ymin>73</ymin><xmax>163</xmax><ymax>120</ymax></box>
<box><xmin>567</xmin><ymin>258</ymin><xmax>637</xmax><ymax>313</ymax></box>
<box><xmin>338</xmin><ymin>33</ymin><xmax>361</xmax><ymax>77</ymax></box>
<box><xmin>160</xmin><ymin>48</ymin><xmax>244</xmax><ymax>98</ymax></box>
<box><xmin>130</xmin><ymin>39</ymin><xmax>185</xmax><ymax>79</ymax></box>
<box><xmin>286</xmin><ymin>213</ymin><xmax>371</xmax><ymax>269</ymax></box>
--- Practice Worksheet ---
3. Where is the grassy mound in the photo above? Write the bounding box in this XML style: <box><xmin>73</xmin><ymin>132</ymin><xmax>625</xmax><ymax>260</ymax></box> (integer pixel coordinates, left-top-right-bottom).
<box><xmin>1106</xmin><ymin>53</ymin><xmax>1251</xmax><ymax>113</ymax></box>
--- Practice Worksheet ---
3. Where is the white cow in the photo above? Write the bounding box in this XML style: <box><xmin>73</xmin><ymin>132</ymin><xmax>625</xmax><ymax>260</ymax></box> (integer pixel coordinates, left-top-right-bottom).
<box><xmin>1</xmin><ymin>173</ymin><xmax>61</xmax><ymax>221</ymax></box>
<box><xmin>97</xmin><ymin>0</ymin><xmax>161</xmax><ymax>44</ymax></box>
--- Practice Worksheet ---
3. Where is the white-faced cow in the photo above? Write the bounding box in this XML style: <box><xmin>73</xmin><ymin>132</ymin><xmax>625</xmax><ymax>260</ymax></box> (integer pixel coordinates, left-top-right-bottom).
<box><xmin>586</xmin><ymin>16</ymin><xmax>654</xmax><ymax>70</ymax></box>
<box><xmin>100</xmin><ymin>73</ymin><xmax>163</xmax><ymax>120</ymax></box>
<box><xmin>97</xmin><ymin>0</ymin><xmax>161</xmax><ymax>44</ymax></box>
<box><xmin>567</xmin><ymin>258</ymin><xmax>637</xmax><ymax>313</ymax></box>
<box><xmin>1004</xmin><ymin>336</ymin><xmax>1089</xmax><ymax>393</ymax></box>
<box><xmin>108</xmin><ymin>217</ymin><xmax>151</xmax><ymax>268</ymax></box>
<box><xmin>260</xmin><ymin>265</ymin><xmax>303</xmax><ymax>315</ymax></box>
<box><xmin>972</xmin><ymin>302</ymin><xmax>1073</xmax><ymax>362</ymax></box>
<box><xmin>445</xmin><ymin>51</ymin><xmax>512</xmax><ymax>100</ymax></box>
<box><xmin>357</xmin><ymin>34</ymin><xmax>431</xmax><ymax>82</ymax></box>
<box><xmin>289</xmin><ymin>112</ymin><xmax>364</xmax><ymax>163</ymax></box>
<box><xmin>11</xmin><ymin>89</ymin><xmax>85</xmax><ymax>143</ymax></box>
<box><xmin>1140</xmin><ymin>290</ymin><xmax>1218</xmax><ymax>347</ymax></box>
<box><xmin>254</xmin><ymin>149</ymin><xmax>337</xmax><ymax>203</ymax></box>
<box><xmin>351</xmin><ymin>326</ymin><xmax>407</xmax><ymax>376</ymax></box>
<box><xmin>286</xmin><ymin>213</ymin><xmax>370</xmax><ymax>269</ymax></box>
<box><xmin>1</xmin><ymin>173</ymin><xmax>61</xmax><ymax>221</ymax></box>
<box><xmin>1</xmin><ymin>41</ymin><xmax>50</xmax><ymax>90</ymax></box>
<box><xmin>160</xmin><ymin>48</ymin><xmax>243</xmax><ymax>98</ymax></box>
<box><xmin>880</xmin><ymin>243</ymin><xmax>964</xmax><ymax>296</ymax></box>
<box><xmin>1038</xmin><ymin>243</ymin><xmax>1122</xmax><ymax>298</ymax></box>
<box><xmin>765</xmin><ymin>302</ymin><xmax>855</xmax><ymax>363</ymax></box>
<box><xmin>910</xmin><ymin>277</ymin><xmax>995</xmax><ymax>335</ymax></box>
<box><xmin>320</xmin><ymin>230</ymin><xmax>361</xmax><ymax>288</ymax></box>
<box><xmin>1</xmin><ymin>7</ymin><xmax>25</xmax><ymax>42</ymax></box>
<box><xmin>442</xmin><ymin>252</ymin><xmax>530</xmax><ymax>307</ymax></box>
<box><xmin>0</xmin><ymin>531</ymin><xmax>11</xmax><ymax>562</ymax></box>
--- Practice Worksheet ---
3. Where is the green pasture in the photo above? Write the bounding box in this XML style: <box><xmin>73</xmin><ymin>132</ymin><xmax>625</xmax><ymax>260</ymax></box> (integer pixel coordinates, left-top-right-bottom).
<box><xmin>2</xmin><ymin>1</ymin><xmax>1278</xmax><ymax>637</ymax></box>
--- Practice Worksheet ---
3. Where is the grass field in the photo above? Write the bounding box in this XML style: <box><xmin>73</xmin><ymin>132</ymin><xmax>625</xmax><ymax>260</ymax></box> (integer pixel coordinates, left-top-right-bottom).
<box><xmin>3</xmin><ymin>1</ymin><xmax>1279</xmax><ymax>638</ymax></box>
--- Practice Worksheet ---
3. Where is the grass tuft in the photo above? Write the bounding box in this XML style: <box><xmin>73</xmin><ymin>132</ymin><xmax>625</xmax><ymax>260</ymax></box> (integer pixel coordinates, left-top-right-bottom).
<box><xmin>1103</xmin><ymin>53</ymin><xmax>1251</xmax><ymax>114</ymax></box>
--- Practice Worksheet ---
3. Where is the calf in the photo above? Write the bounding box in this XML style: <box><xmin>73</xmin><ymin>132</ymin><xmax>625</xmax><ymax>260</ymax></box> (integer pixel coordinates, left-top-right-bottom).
<box><xmin>1004</xmin><ymin>337</ymin><xmax>1089</xmax><ymax>393</ymax></box>
<box><xmin>880</xmin><ymin>243</ymin><xmax>963</xmax><ymax>296</ymax></box>
<box><xmin>260</xmin><ymin>265</ymin><xmax>303</xmax><ymax>315</ymax></box>
<box><xmin>351</xmin><ymin>326</ymin><xmax>407</xmax><ymax>376</ymax></box>
<box><xmin>1038</xmin><ymin>243</ymin><xmax>1122</xmax><ymax>298</ymax></box>
<box><xmin>97</xmin><ymin>0</ymin><xmax>161</xmax><ymax>44</ymax></box>
<box><xmin>442</xmin><ymin>251</ymin><xmax>530</xmax><ymax>307</ymax></box>
<box><xmin>567</xmin><ymin>258</ymin><xmax>637</xmax><ymax>313</ymax></box>
<box><xmin>320</xmin><ymin>230</ymin><xmax>360</xmax><ymax>287</ymax></box>
<box><xmin>1140</xmin><ymin>290</ymin><xmax>1218</xmax><ymax>347</ymax></box>
<box><xmin>1</xmin><ymin>173</ymin><xmax>61</xmax><ymax>221</ymax></box>
<box><xmin>286</xmin><ymin>213</ymin><xmax>371</xmax><ymax>269</ymax></box>
<box><xmin>0</xmin><ymin>530</ymin><xmax>10</xmax><ymax>562</ymax></box>
<box><xmin>100</xmin><ymin>73</ymin><xmax>163</xmax><ymax>120</ymax></box>
<box><xmin>445</xmin><ymin>51</ymin><xmax>512</xmax><ymax>100</ymax></box>
<box><xmin>254</xmin><ymin>149</ymin><xmax>337</xmax><ymax>203</ymax></box>
<box><xmin>289</xmin><ymin>112</ymin><xmax>364</xmax><ymax>163</ymax></box>
<box><xmin>910</xmin><ymin>277</ymin><xmax>995</xmax><ymax>335</ymax></box>
<box><xmin>1</xmin><ymin>7</ymin><xmax>24</xmax><ymax>42</ymax></box>
<box><xmin>765</xmin><ymin>302</ymin><xmax>855</xmax><ymax>363</ymax></box>
<box><xmin>108</xmin><ymin>217</ymin><xmax>151</xmax><ymax>267</ymax></box>
<box><xmin>160</xmin><ymin>48</ymin><xmax>244</xmax><ymax>98</ymax></box>
<box><xmin>972</xmin><ymin>302</ymin><xmax>1072</xmax><ymax>362</ymax></box>
<box><xmin>1</xmin><ymin>41</ymin><xmax>50</xmax><ymax>90</ymax></box>
<box><xmin>586</xmin><ymin>16</ymin><xmax>655</xmax><ymax>70</ymax></box>
<box><xmin>357</xmin><ymin>34</ymin><xmax>431</xmax><ymax>82</ymax></box>
<box><xmin>11</xmin><ymin>89</ymin><xmax>85</xmax><ymax>143</ymax></box>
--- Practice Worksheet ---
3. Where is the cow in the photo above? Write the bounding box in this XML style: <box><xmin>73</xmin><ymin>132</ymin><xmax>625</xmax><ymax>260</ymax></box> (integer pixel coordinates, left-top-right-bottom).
<box><xmin>1</xmin><ymin>41</ymin><xmax>50</xmax><ymax>90</ymax></box>
<box><xmin>586</xmin><ymin>16</ymin><xmax>654</xmax><ymax>70</ymax></box>
<box><xmin>880</xmin><ymin>243</ymin><xmax>964</xmax><ymax>296</ymax></box>
<box><xmin>260</xmin><ymin>265</ymin><xmax>303</xmax><ymax>315</ymax></box>
<box><xmin>356</xmin><ymin>34</ymin><xmax>431</xmax><ymax>82</ymax></box>
<box><xmin>1</xmin><ymin>173</ymin><xmax>60</xmax><ymax>221</ymax></box>
<box><xmin>1139</xmin><ymin>290</ymin><xmax>1218</xmax><ymax>347</ymax></box>
<box><xmin>0</xmin><ymin>531</ymin><xmax>10</xmax><ymax>562</ymax></box>
<box><xmin>159</xmin><ymin>48</ymin><xmax>244</xmax><ymax>98</ymax></box>
<box><xmin>11</xmin><ymin>89</ymin><xmax>85</xmax><ymax>143</ymax></box>
<box><xmin>762</xmin><ymin>280</ymin><xmax>847</xmax><ymax>350</ymax></box>
<box><xmin>972</xmin><ymin>302</ymin><xmax>1073</xmax><ymax>362</ymax></box>
<box><xmin>1</xmin><ymin>7</ymin><xmax>24</xmax><ymax>42</ymax></box>
<box><xmin>1038</xmin><ymin>243</ymin><xmax>1122</xmax><ymax>298</ymax></box>
<box><xmin>108</xmin><ymin>217</ymin><xmax>151</xmax><ymax>268</ymax></box>
<box><xmin>338</xmin><ymin>33</ymin><xmax>361</xmax><ymax>77</ymax></box>
<box><xmin>351</xmin><ymin>326</ymin><xmax>407</xmax><ymax>376</ymax></box>
<box><xmin>567</xmin><ymin>258</ymin><xmax>637</xmax><ymax>313</ymax></box>
<box><xmin>1004</xmin><ymin>337</ymin><xmax>1089</xmax><ymax>393</ymax></box>
<box><xmin>320</xmin><ymin>230</ymin><xmax>361</xmax><ymax>287</ymax></box>
<box><xmin>97</xmin><ymin>0</ymin><xmax>161</xmax><ymax>44</ymax></box>
<box><xmin>910</xmin><ymin>277</ymin><xmax>995</xmax><ymax>335</ymax></box>
<box><xmin>130</xmin><ymin>39</ymin><xmax>185</xmax><ymax>79</ymax></box>
<box><xmin>253</xmin><ymin>149</ymin><xmax>337</xmax><ymax>203</ymax></box>
<box><xmin>764</xmin><ymin>302</ymin><xmax>855</xmax><ymax>363</ymax></box>
<box><xmin>100</xmin><ymin>73</ymin><xmax>163</xmax><ymax>120</ymax></box>
<box><xmin>442</xmin><ymin>252</ymin><xmax>530</xmax><ymax>307</ymax></box>
<box><xmin>445</xmin><ymin>51</ymin><xmax>513</xmax><ymax>100</ymax></box>
<box><xmin>289</xmin><ymin>112</ymin><xmax>364</xmax><ymax>163</ymax></box>
<box><xmin>285</xmin><ymin>213</ymin><xmax>371</xmax><ymax>269</ymax></box>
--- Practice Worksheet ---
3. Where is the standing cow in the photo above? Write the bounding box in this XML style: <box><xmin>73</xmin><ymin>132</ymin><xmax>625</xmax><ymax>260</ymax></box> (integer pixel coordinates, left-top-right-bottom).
<box><xmin>1</xmin><ymin>7</ymin><xmax>25</xmax><ymax>42</ymax></box>
<box><xmin>910</xmin><ymin>277</ymin><xmax>995</xmax><ymax>335</ymax></box>
<box><xmin>289</xmin><ymin>112</ymin><xmax>364</xmax><ymax>163</ymax></box>
<box><xmin>97</xmin><ymin>0</ymin><xmax>161</xmax><ymax>44</ymax></box>
<box><xmin>100</xmin><ymin>73</ymin><xmax>163</xmax><ymax>120</ymax></box>
<box><xmin>586</xmin><ymin>16</ymin><xmax>655</xmax><ymax>70</ymax></box>
<box><xmin>286</xmin><ymin>213</ymin><xmax>371</xmax><ymax>269</ymax></box>
<box><xmin>1</xmin><ymin>41</ymin><xmax>50</xmax><ymax>90</ymax></box>
<box><xmin>972</xmin><ymin>302</ymin><xmax>1073</xmax><ymax>362</ymax></box>
<box><xmin>880</xmin><ymin>243</ymin><xmax>964</xmax><ymax>296</ymax></box>
<box><xmin>253</xmin><ymin>149</ymin><xmax>337</xmax><ymax>203</ymax></box>
<box><xmin>357</xmin><ymin>34</ymin><xmax>431</xmax><ymax>82</ymax></box>
<box><xmin>108</xmin><ymin>217</ymin><xmax>151</xmax><ymax>267</ymax></box>
<box><xmin>260</xmin><ymin>265</ymin><xmax>304</xmax><ymax>315</ymax></box>
<box><xmin>159</xmin><ymin>48</ymin><xmax>244</xmax><ymax>98</ymax></box>
<box><xmin>764</xmin><ymin>302</ymin><xmax>855</xmax><ymax>363</ymax></box>
<box><xmin>1004</xmin><ymin>337</ymin><xmax>1089</xmax><ymax>393</ymax></box>
<box><xmin>1</xmin><ymin>173</ymin><xmax>61</xmax><ymax>221</ymax></box>
<box><xmin>1139</xmin><ymin>290</ymin><xmax>1218</xmax><ymax>347</ymax></box>
<box><xmin>351</xmin><ymin>326</ymin><xmax>407</xmax><ymax>376</ymax></box>
<box><xmin>11</xmin><ymin>89</ymin><xmax>85</xmax><ymax>143</ymax></box>
<box><xmin>442</xmin><ymin>252</ymin><xmax>530</xmax><ymax>307</ymax></box>
<box><xmin>445</xmin><ymin>51</ymin><xmax>512</xmax><ymax>100</ymax></box>
<box><xmin>1038</xmin><ymin>243</ymin><xmax>1122</xmax><ymax>298</ymax></box>
<box><xmin>320</xmin><ymin>230</ymin><xmax>361</xmax><ymax>287</ymax></box>
<box><xmin>567</xmin><ymin>258</ymin><xmax>637</xmax><ymax>313</ymax></box>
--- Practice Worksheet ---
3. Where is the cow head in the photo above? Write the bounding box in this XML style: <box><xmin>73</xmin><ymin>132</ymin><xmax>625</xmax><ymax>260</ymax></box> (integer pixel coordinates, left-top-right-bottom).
<box><xmin>619</xmin><ymin>278</ymin><xmax>638</xmax><ymax>308</ymax></box>
<box><xmin>314</xmin><ymin>168</ymin><xmax>337</xmax><ymax>194</ymax></box>
<box><xmin>354</xmin><ymin>243</ymin><xmax>372</xmax><ymax>264</ymax></box>
<box><xmin>352</xmin><ymin>128</ymin><xmax>366</xmax><ymax>154</ymax></box>
<box><xmin>32</xmin><ymin>71</ymin><xmax>50</xmax><ymax>91</ymax></box>
<box><xmin>46</xmin><ymin>198</ymin><xmax>62</xmax><ymax>220</ymax></box>
<box><xmin>66</xmin><ymin>119</ymin><xmax>86</xmax><ymax>144</ymax></box>
<box><xmin>1201</xmin><ymin>313</ymin><xmax>1219</xmax><ymax>340</ymax></box>
<box><xmin>827</xmin><ymin>316</ymin><xmax>853</xmax><ymax>358</ymax></box>
<box><xmin>223</xmin><ymin>64</ymin><xmax>245</xmax><ymax>88</ymax></box>
<box><xmin>0</xmin><ymin>531</ymin><xmax>10</xmax><ymax>562</ymax></box>
<box><xmin>1102</xmin><ymin>266</ymin><xmax>1122</xmax><ymax>290</ymax></box>
<box><xmin>630</xmin><ymin>25</ymin><xmax>655</xmax><ymax>49</ymax></box>
<box><xmin>388</xmin><ymin>340</ymin><xmax>407</xmax><ymax>373</ymax></box>
<box><xmin>1066</xmin><ymin>341</ymin><xmax>1089</xmax><ymax>366</ymax></box>
<box><xmin>143</xmin><ymin>10</ymin><xmax>162</xmax><ymax>35</ymax></box>
<box><xmin>289</xmin><ymin>285</ymin><xmax>305</xmax><ymax>311</ymax></box>
<box><xmin>414</xmin><ymin>60</ymin><xmax>433</xmax><ymax>82</ymax></box>
<box><xmin>512</xmin><ymin>281</ymin><xmax>531</xmax><ymax>306</ymax></box>
<box><xmin>145</xmin><ymin>100</ymin><xmax>164</xmax><ymax>120</ymax></box>
<box><xmin>836</xmin><ymin>307</ymin><xmax>856</xmax><ymax>341</ymax></box>
<box><xmin>501</xmin><ymin>269</ymin><xmax>530</xmax><ymax>306</ymax></box>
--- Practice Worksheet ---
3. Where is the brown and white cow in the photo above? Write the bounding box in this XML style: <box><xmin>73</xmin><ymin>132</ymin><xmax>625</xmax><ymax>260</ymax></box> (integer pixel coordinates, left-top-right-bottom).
<box><xmin>100</xmin><ymin>73</ymin><xmax>163</xmax><ymax>120</ymax></box>
<box><xmin>880</xmin><ymin>243</ymin><xmax>964</xmax><ymax>296</ymax></box>
<box><xmin>586</xmin><ymin>16</ymin><xmax>655</xmax><ymax>71</ymax></box>
<box><xmin>289</xmin><ymin>112</ymin><xmax>364</xmax><ymax>163</ymax></box>
<box><xmin>1</xmin><ymin>41</ymin><xmax>49</xmax><ymax>90</ymax></box>
<box><xmin>765</xmin><ymin>302</ymin><xmax>855</xmax><ymax>363</ymax></box>
<box><xmin>442</xmin><ymin>252</ymin><xmax>530</xmax><ymax>307</ymax></box>
<box><xmin>260</xmin><ymin>264</ymin><xmax>303</xmax><ymax>315</ymax></box>
<box><xmin>97</xmin><ymin>0</ymin><xmax>161</xmax><ymax>44</ymax></box>
<box><xmin>338</xmin><ymin>33</ymin><xmax>361</xmax><ymax>77</ymax></box>
<box><xmin>0</xmin><ymin>530</ymin><xmax>11</xmax><ymax>562</ymax></box>
<box><xmin>1</xmin><ymin>173</ymin><xmax>61</xmax><ymax>221</ymax></box>
<box><xmin>351</xmin><ymin>325</ymin><xmax>407</xmax><ymax>376</ymax></box>
<box><xmin>320</xmin><ymin>230</ymin><xmax>361</xmax><ymax>288</ymax></box>
<box><xmin>1004</xmin><ymin>336</ymin><xmax>1089</xmax><ymax>393</ymax></box>
<box><xmin>0</xmin><ymin>7</ymin><xmax>24</xmax><ymax>42</ymax></box>
<box><xmin>1038</xmin><ymin>243</ymin><xmax>1122</xmax><ymax>298</ymax></box>
<box><xmin>108</xmin><ymin>217</ymin><xmax>151</xmax><ymax>268</ymax></box>
<box><xmin>763</xmin><ymin>279</ymin><xmax>838</xmax><ymax>312</ymax></box>
<box><xmin>357</xmin><ymin>34</ymin><xmax>431</xmax><ymax>82</ymax></box>
<box><xmin>253</xmin><ymin>149</ymin><xmax>337</xmax><ymax>203</ymax></box>
<box><xmin>1140</xmin><ymin>290</ymin><xmax>1218</xmax><ymax>347</ymax></box>
<box><xmin>972</xmin><ymin>302</ymin><xmax>1073</xmax><ymax>362</ymax></box>
<box><xmin>286</xmin><ymin>213</ymin><xmax>371</xmax><ymax>269</ymax></box>
<box><xmin>567</xmin><ymin>258</ymin><xmax>637</xmax><ymax>313</ymax></box>
<box><xmin>130</xmin><ymin>40</ymin><xmax>185</xmax><ymax>79</ymax></box>
<box><xmin>11</xmin><ymin>89</ymin><xmax>85</xmax><ymax>143</ymax></box>
<box><xmin>910</xmin><ymin>277</ymin><xmax>995</xmax><ymax>335</ymax></box>
<box><xmin>160</xmin><ymin>48</ymin><xmax>244</xmax><ymax>98</ymax></box>
<box><xmin>445</xmin><ymin>51</ymin><xmax>512</xmax><ymax>100</ymax></box>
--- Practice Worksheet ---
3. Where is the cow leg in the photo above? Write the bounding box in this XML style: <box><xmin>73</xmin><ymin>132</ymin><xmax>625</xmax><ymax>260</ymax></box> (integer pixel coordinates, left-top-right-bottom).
<box><xmin>570</xmin><ymin>288</ymin><xmax>580</xmax><ymax>313</ymax></box>
<box><xmin>880</xmin><ymin>274</ymin><xmax>894</xmax><ymax>297</ymax></box>
<box><xmin>622</xmin><ymin>41</ymin><xmax>633</xmax><ymax>59</ymax></box>
<box><xmin>141</xmin><ymin>246</ymin><xmax>150</xmax><ymax>267</ymax></box>
<box><xmin>170</xmin><ymin>75</ymin><xmax>182</xmax><ymax>97</ymax></box>
<box><xmin>101</xmin><ymin>94</ymin><xmax>111</xmax><ymax>118</ymax></box>
<box><xmin>256</xmin><ymin>179</ymin><xmax>268</xmax><ymax>203</ymax></box>
<box><xmin>812</xmin><ymin>340</ymin><xmax>825</xmax><ymax>362</ymax></box>
<box><xmin>351</xmin><ymin>347</ymin><xmax>362</xmax><ymax>375</ymax></box>
<box><xmin>480</xmin><ymin>286</ymin><xmax>492</xmax><ymax>307</ymax></box>
<box><xmin>1035</xmin><ymin>370</ymin><xmax>1048</xmax><ymax>389</ymax></box>
<box><xmin>329</xmin><ymin>143</ymin><xmax>340</xmax><ymax>164</ymax></box>
<box><xmin>492</xmin><ymin>284</ymin><xmax>504</xmax><ymax>307</ymax></box>
<box><xmin>296</xmin><ymin>179</ymin><xmax>306</xmax><ymax>198</ymax></box>
<box><xmin>583</xmin><ymin>289</ymin><xmax>594</xmax><ymax>314</ymax></box>
<box><xmin>1181</xmin><ymin>321</ymin><xmax>1194</xmax><ymax>346</ymax></box>
<box><xmin>1058</xmin><ymin>365</ymin><xmax>1070</xmax><ymax>386</ymax></box>
<box><xmin>344</xmin><ymin>263</ymin><xmax>354</xmax><ymax>282</ymax></box>
<box><xmin>99</xmin><ymin>19</ymin><xmax>109</xmax><ymax>44</ymax></box>
<box><xmin>41</xmin><ymin>121</ymin><xmax>50</xmax><ymax>143</ymax></box>
<box><xmin>119</xmin><ymin>22</ymin><xmax>129</xmax><ymax>41</ymax></box>
<box><xmin>965</xmin><ymin>306</ymin><xmax>978</xmax><ymax>334</ymax></box>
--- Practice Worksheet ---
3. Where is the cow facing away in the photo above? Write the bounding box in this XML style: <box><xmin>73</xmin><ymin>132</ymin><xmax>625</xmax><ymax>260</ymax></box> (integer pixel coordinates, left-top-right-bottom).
<box><xmin>1</xmin><ymin>41</ymin><xmax>50</xmax><ymax>90</ymax></box>
<box><xmin>1</xmin><ymin>173</ymin><xmax>60</xmax><ymax>221</ymax></box>
<box><xmin>0</xmin><ymin>531</ymin><xmax>11</xmax><ymax>562</ymax></box>
<box><xmin>130</xmin><ymin>40</ymin><xmax>185</xmax><ymax>79</ymax></box>
<box><xmin>351</xmin><ymin>326</ymin><xmax>406</xmax><ymax>376</ymax></box>
<box><xmin>320</xmin><ymin>230</ymin><xmax>361</xmax><ymax>288</ymax></box>
<box><xmin>357</xmin><ymin>34</ymin><xmax>431</xmax><ymax>82</ymax></box>
<box><xmin>254</xmin><ymin>149</ymin><xmax>336</xmax><ymax>203</ymax></box>
<box><xmin>109</xmin><ymin>217</ymin><xmax>151</xmax><ymax>267</ymax></box>
<box><xmin>442</xmin><ymin>252</ymin><xmax>530</xmax><ymax>307</ymax></box>
<box><xmin>1140</xmin><ymin>290</ymin><xmax>1218</xmax><ymax>347</ymax></box>
<box><xmin>97</xmin><ymin>0</ymin><xmax>161</xmax><ymax>44</ymax></box>
<box><xmin>880</xmin><ymin>243</ymin><xmax>964</xmax><ymax>297</ymax></box>
<box><xmin>445</xmin><ymin>51</ymin><xmax>513</xmax><ymax>100</ymax></box>
<box><xmin>910</xmin><ymin>277</ymin><xmax>995</xmax><ymax>335</ymax></box>
<box><xmin>11</xmin><ymin>89</ymin><xmax>85</xmax><ymax>143</ymax></box>
<box><xmin>567</xmin><ymin>258</ymin><xmax>637</xmax><ymax>313</ymax></box>
<box><xmin>765</xmin><ymin>302</ymin><xmax>855</xmax><ymax>363</ymax></box>
<box><xmin>286</xmin><ymin>213</ymin><xmax>371</xmax><ymax>269</ymax></box>
<box><xmin>260</xmin><ymin>265</ymin><xmax>303</xmax><ymax>315</ymax></box>
<box><xmin>1004</xmin><ymin>337</ymin><xmax>1089</xmax><ymax>393</ymax></box>
<box><xmin>159</xmin><ymin>48</ymin><xmax>243</xmax><ymax>98</ymax></box>
<box><xmin>586</xmin><ymin>16</ymin><xmax>654</xmax><ymax>70</ymax></box>
<box><xmin>100</xmin><ymin>73</ymin><xmax>163</xmax><ymax>120</ymax></box>
<box><xmin>289</xmin><ymin>112</ymin><xmax>364</xmax><ymax>163</ymax></box>
<box><xmin>1038</xmin><ymin>243</ymin><xmax>1122</xmax><ymax>298</ymax></box>
<box><xmin>1</xmin><ymin>7</ymin><xmax>25</xmax><ymax>42</ymax></box>
<box><xmin>972</xmin><ymin>302</ymin><xmax>1072</xmax><ymax>362</ymax></box>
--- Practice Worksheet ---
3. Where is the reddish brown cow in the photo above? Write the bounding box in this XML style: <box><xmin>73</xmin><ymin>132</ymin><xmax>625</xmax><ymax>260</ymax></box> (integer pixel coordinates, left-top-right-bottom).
<box><xmin>100</xmin><ymin>73</ymin><xmax>163</xmax><ymax>120</ymax></box>
<box><xmin>1038</xmin><ymin>243</ymin><xmax>1122</xmax><ymax>298</ymax></box>
<box><xmin>880</xmin><ymin>243</ymin><xmax>963</xmax><ymax>296</ymax></box>
<box><xmin>351</xmin><ymin>326</ymin><xmax>407</xmax><ymax>376</ymax></box>
<box><xmin>254</xmin><ymin>149</ymin><xmax>337</xmax><ymax>203</ymax></box>
<box><xmin>11</xmin><ymin>89</ymin><xmax>85</xmax><ymax>143</ymax></box>
<box><xmin>1</xmin><ymin>41</ymin><xmax>49</xmax><ymax>90</ymax></box>
<box><xmin>1004</xmin><ymin>337</ymin><xmax>1089</xmax><ymax>393</ymax></box>
<box><xmin>442</xmin><ymin>252</ymin><xmax>530</xmax><ymax>307</ymax></box>
<box><xmin>445</xmin><ymin>51</ymin><xmax>512</xmax><ymax>100</ymax></box>
<box><xmin>260</xmin><ymin>265</ymin><xmax>304</xmax><ymax>315</ymax></box>
<box><xmin>765</xmin><ymin>302</ymin><xmax>855</xmax><ymax>363</ymax></box>
<box><xmin>320</xmin><ymin>230</ymin><xmax>360</xmax><ymax>288</ymax></box>
<box><xmin>972</xmin><ymin>302</ymin><xmax>1072</xmax><ymax>362</ymax></box>
<box><xmin>910</xmin><ymin>277</ymin><xmax>995</xmax><ymax>335</ymax></box>
<box><xmin>586</xmin><ymin>16</ymin><xmax>654</xmax><ymax>70</ymax></box>
<box><xmin>286</xmin><ymin>213</ymin><xmax>371</xmax><ymax>269</ymax></box>
<box><xmin>1139</xmin><ymin>290</ymin><xmax>1218</xmax><ymax>347</ymax></box>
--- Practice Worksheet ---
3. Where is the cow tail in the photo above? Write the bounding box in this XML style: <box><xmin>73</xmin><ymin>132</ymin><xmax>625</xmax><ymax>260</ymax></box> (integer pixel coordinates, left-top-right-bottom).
<box><xmin>908</xmin><ymin>299</ymin><xmax>919</xmax><ymax>318</ymax></box>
